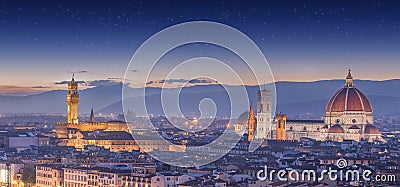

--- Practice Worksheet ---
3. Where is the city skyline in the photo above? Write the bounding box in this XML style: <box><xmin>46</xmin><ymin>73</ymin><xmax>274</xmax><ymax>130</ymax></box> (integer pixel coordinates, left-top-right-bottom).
<box><xmin>0</xmin><ymin>2</ymin><xmax>399</xmax><ymax>186</ymax></box>
<box><xmin>0</xmin><ymin>1</ymin><xmax>400</xmax><ymax>96</ymax></box>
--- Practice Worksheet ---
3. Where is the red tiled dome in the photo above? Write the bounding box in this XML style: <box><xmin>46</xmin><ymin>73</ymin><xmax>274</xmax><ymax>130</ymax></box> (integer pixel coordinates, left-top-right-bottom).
<box><xmin>327</xmin><ymin>124</ymin><xmax>344</xmax><ymax>133</ymax></box>
<box><xmin>364</xmin><ymin>124</ymin><xmax>380</xmax><ymax>134</ymax></box>
<box><xmin>326</xmin><ymin>87</ymin><xmax>372</xmax><ymax>112</ymax></box>
<box><xmin>326</xmin><ymin>70</ymin><xmax>372</xmax><ymax>113</ymax></box>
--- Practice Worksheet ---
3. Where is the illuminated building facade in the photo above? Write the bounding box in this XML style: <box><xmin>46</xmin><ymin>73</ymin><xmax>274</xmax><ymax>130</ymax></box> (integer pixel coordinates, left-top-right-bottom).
<box><xmin>66</xmin><ymin>131</ymin><xmax>139</xmax><ymax>152</ymax></box>
<box><xmin>283</xmin><ymin>69</ymin><xmax>384</xmax><ymax>142</ymax></box>
<box><xmin>36</xmin><ymin>164</ymin><xmax>194</xmax><ymax>187</ymax></box>
<box><xmin>0</xmin><ymin>162</ymin><xmax>24</xmax><ymax>187</ymax></box>
<box><xmin>255</xmin><ymin>89</ymin><xmax>273</xmax><ymax>139</ymax></box>
<box><xmin>56</xmin><ymin>75</ymin><xmax>133</xmax><ymax>151</ymax></box>
<box><xmin>36</xmin><ymin>165</ymin><xmax>64</xmax><ymax>187</ymax></box>
<box><xmin>222</xmin><ymin>70</ymin><xmax>383</xmax><ymax>143</ymax></box>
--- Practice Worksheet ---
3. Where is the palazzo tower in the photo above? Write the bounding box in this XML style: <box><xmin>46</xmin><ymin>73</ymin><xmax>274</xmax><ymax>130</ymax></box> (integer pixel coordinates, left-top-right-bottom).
<box><xmin>66</xmin><ymin>75</ymin><xmax>79</xmax><ymax>124</ymax></box>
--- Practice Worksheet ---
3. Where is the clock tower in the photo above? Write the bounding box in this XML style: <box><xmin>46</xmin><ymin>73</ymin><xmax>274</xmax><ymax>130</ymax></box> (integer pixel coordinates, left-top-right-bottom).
<box><xmin>66</xmin><ymin>74</ymin><xmax>79</xmax><ymax>124</ymax></box>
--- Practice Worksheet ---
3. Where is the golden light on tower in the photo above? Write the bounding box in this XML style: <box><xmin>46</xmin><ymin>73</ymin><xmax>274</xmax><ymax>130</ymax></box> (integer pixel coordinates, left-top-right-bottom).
<box><xmin>66</xmin><ymin>74</ymin><xmax>79</xmax><ymax>124</ymax></box>
<box><xmin>247</xmin><ymin>104</ymin><xmax>256</xmax><ymax>141</ymax></box>
<box><xmin>276</xmin><ymin>114</ymin><xmax>287</xmax><ymax>140</ymax></box>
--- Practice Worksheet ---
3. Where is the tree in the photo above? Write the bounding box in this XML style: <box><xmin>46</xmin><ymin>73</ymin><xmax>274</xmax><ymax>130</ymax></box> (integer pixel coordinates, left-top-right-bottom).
<box><xmin>22</xmin><ymin>164</ymin><xmax>36</xmax><ymax>184</ymax></box>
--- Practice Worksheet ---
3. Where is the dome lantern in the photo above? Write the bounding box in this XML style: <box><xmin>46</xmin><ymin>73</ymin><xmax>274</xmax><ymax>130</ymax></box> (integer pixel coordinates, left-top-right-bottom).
<box><xmin>326</xmin><ymin>70</ymin><xmax>372</xmax><ymax>113</ymax></box>
<box><xmin>344</xmin><ymin>68</ymin><xmax>354</xmax><ymax>88</ymax></box>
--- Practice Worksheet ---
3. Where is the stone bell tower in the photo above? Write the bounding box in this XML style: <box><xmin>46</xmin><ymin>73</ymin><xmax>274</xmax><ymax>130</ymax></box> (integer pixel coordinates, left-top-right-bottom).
<box><xmin>66</xmin><ymin>74</ymin><xmax>79</xmax><ymax>124</ymax></box>
<box><xmin>276</xmin><ymin>114</ymin><xmax>287</xmax><ymax>140</ymax></box>
<box><xmin>256</xmin><ymin>89</ymin><xmax>273</xmax><ymax>139</ymax></box>
<box><xmin>247</xmin><ymin>104</ymin><xmax>256</xmax><ymax>141</ymax></box>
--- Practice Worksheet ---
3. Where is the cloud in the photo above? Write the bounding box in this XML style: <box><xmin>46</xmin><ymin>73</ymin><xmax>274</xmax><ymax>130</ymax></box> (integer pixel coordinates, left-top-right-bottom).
<box><xmin>145</xmin><ymin>78</ymin><xmax>219</xmax><ymax>87</ymax></box>
<box><xmin>0</xmin><ymin>85</ymin><xmax>51</xmax><ymax>96</ymax></box>
<box><xmin>54</xmin><ymin>77</ymin><xmax>128</xmax><ymax>87</ymax></box>
<box><xmin>107</xmin><ymin>77</ymin><xmax>130</xmax><ymax>81</ymax></box>
<box><xmin>54</xmin><ymin>80</ymin><xmax>86</xmax><ymax>85</ymax></box>
<box><xmin>165</xmin><ymin>79</ymin><xmax>188</xmax><ymax>84</ymax></box>
<box><xmin>31</xmin><ymin>86</ymin><xmax>51</xmax><ymax>88</ymax></box>
<box><xmin>54</xmin><ymin>81</ymin><xmax>68</xmax><ymax>85</ymax></box>
<box><xmin>67</xmin><ymin>70</ymin><xmax>88</xmax><ymax>74</ymax></box>
<box><xmin>87</xmin><ymin>78</ymin><xmax>129</xmax><ymax>87</ymax></box>
<box><xmin>188</xmin><ymin>78</ymin><xmax>218</xmax><ymax>84</ymax></box>
<box><xmin>146</xmin><ymin>80</ymin><xmax>165</xmax><ymax>85</ymax></box>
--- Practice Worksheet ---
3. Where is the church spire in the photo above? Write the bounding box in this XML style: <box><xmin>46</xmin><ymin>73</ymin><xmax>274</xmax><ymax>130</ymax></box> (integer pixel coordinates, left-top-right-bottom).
<box><xmin>247</xmin><ymin>103</ymin><xmax>256</xmax><ymax>142</ymax></box>
<box><xmin>249</xmin><ymin>103</ymin><xmax>255</xmax><ymax>119</ymax></box>
<box><xmin>90</xmin><ymin>108</ymin><xmax>94</xmax><ymax>123</ymax></box>
<box><xmin>344</xmin><ymin>68</ymin><xmax>355</xmax><ymax>88</ymax></box>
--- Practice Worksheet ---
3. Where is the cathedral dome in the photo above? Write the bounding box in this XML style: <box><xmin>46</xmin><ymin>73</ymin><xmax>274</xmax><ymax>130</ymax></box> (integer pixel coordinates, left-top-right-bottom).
<box><xmin>326</xmin><ymin>70</ymin><xmax>372</xmax><ymax>113</ymax></box>
<box><xmin>327</xmin><ymin>124</ymin><xmax>344</xmax><ymax>133</ymax></box>
<box><xmin>364</xmin><ymin>124</ymin><xmax>380</xmax><ymax>134</ymax></box>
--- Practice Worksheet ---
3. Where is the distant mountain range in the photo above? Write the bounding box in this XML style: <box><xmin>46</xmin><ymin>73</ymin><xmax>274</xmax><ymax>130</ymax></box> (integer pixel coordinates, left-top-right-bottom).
<box><xmin>0</xmin><ymin>79</ymin><xmax>399</xmax><ymax>117</ymax></box>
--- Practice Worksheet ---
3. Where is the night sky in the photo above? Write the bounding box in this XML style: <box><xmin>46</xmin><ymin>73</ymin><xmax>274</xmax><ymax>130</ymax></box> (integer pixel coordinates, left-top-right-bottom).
<box><xmin>0</xmin><ymin>0</ymin><xmax>399</xmax><ymax>95</ymax></box>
